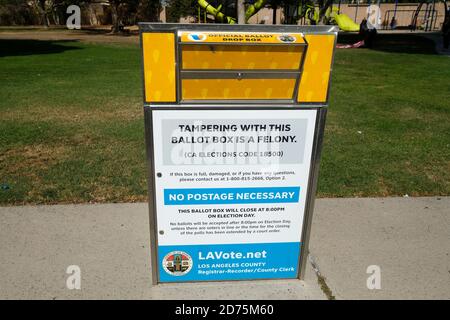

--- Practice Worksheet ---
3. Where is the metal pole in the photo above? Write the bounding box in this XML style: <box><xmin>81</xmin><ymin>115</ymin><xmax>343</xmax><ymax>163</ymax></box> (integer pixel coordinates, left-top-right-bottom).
<box><xmin>425</xmin><ymin>2</ymin><xmax>430</xmax><ymax>31</ymax></box>
<box><xmin>144</xmin><ymin>106</ymin><xmax>158</xmax><ymax>285</ymax></box>
<box><xmin>376</xmin><ymin>0</ymin><xmax>380</xmax><ymax>28</ymax></box>
<box><xmin>298</xmin><ymin>107</ymin><xmax>327</xmax><ymax>280</ymax></box>
<box><xmin>237</xmin><ymin>0</ymin><xmax>246</xmax><ymax>23</ymax></box>
<box><xmin>430</xmin><ymin>0</ymin><xmax>436</xmax><ymax>31</ymax></box>
<box><xmin>393</xmin><ymin>0</ymin><xmax>398</xmax><ymax>19</ymax></box>
<box><xmin>273</xmin><ymin>4</ymin><xmax>277</xmax><ymax>24</ymax></box>
<box><xmin>355</xmin><ymin>0</ymin><xmax>359</xmax><ymax>22</ymax></box>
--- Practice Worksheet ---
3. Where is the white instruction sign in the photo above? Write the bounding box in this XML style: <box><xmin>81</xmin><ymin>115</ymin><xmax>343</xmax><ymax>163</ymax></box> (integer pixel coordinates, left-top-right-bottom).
<box><xmin>152</xmin><ymin>109</ymin><xmax>317</xmax><ymax>282</ymax></box>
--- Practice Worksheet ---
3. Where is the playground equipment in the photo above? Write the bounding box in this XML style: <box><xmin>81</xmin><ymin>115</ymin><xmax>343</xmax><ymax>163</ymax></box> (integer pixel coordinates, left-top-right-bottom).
<box><xmin>197</xmin><ymin>0</ymin><xmax>236</xmax><ymax>24</ymax></box>
<box><xmin>409</xmin><ymin>0</ymin><xmax>450</xmax><ymax>31</ymax></box>
<box><xmin>297</xmin><ymin>0</ymin><xmax>319</xmax><ymax>25</ymax></box>
<box><xmin>298</xmin><ymin>3</ymin><xmax>360</xmax><ymax>32</ymax></box>
<box><xmin>197</xmin><ymin>0</ymin><xmax>268</xmax><ymax>24</ymax></box>
<box><xmin>410</xmin><ymin>0</ymin><xmax>439</xmax><ymax>31</ymax></box>
<box><xmin>245</xmin><ymin>0</ymin><xmax>267</xmax><ymax>21</ymax></box>
<box><xmin>196</xmin><ymin>0</ymin><xmax>359</xmax><ymax>32</ymax></box>
<box><xmin>332</xmin><ymin>13</ymin><xmax>360</xmax><ymax>31</ymax></box>
<box><xmin>380</xmin><ymin>0</ymin><xmax>449</xmax><ymax>30</ymax></box>
<box><xmin>195</xmin><ymin>0</ymin><xmax>447</xmax><ymax>33</ymax></box>
<box><xmin>330</xmin><ymin>7</ymin><xmax>360</xmax><ymax>31</ymax></box>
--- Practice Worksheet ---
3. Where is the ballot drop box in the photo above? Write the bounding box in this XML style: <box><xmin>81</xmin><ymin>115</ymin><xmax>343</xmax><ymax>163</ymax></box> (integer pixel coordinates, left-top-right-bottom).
<box><xmin>139</xmin><ymin>24</ymin><xmax>337</xmax><ymax>284</ymax></box>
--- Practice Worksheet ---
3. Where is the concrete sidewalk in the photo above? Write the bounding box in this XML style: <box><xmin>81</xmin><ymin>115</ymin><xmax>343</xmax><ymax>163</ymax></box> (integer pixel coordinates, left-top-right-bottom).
<box><xmin>0</xmin><ymin>197</ymin><xmax>448</xmax><ymax>299</ymax></box>
<box><xmin>0</xmin><ymin>203</ymin><xmax>324</xmax><ymax>300</ymax></box>
<box><xmin>310</xmin><ymin>197</ymin><xmax>450</xmax><ymax>299</ymax></box>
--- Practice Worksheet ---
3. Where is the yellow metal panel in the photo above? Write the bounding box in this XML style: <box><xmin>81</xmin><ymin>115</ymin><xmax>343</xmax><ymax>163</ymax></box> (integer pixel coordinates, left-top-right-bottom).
<box><xmin>297</xmin><ymin>34</ymin><xmax>335</xmax><ymax>103</ymax></box>
<box><xmin>142</xmin><ymin>33</ymin><xmax>176</xmax><ymax>102</ymax></box>
<box><xmin>182</xmin><ymin>79</ymin><xmax>296</xmax><ymax>100</ymax></box>
<box><xmin>182</xmin><ymin>45</ymin><xmax>305</xmax><ymax>70</ymax></box>
<box><xmin>179</xmin><ymin>31</ymin><xmax>306</xmax><ymax>45</ymax></box>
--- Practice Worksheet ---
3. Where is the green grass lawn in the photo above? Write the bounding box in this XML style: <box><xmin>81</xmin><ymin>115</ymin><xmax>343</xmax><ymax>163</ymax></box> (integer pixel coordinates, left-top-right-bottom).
<box><xmin>1</xmin><ymin>33</ymin><xmax>449</xmax><ymax>204</ymax></box>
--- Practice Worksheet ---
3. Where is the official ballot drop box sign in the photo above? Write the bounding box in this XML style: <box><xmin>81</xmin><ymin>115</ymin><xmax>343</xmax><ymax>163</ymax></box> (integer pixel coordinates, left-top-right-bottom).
<box><xmin>139</xmin><ymin>24</ymin><xmax>337</xmax><ymax>284</ymax></box>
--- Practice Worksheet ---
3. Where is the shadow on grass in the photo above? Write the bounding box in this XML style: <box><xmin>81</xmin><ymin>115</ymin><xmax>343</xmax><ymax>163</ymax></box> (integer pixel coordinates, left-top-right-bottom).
<box><xmin>337</xmin><ymin>32</ymin><xmax>438</xmax><ymax>55</ymax></box>
<box><xmin>0</xmin><ymin>39</ymin><xmax>81</xmax><ymax>58</ymax></box>
<box><xmin>81</xmin><ymin>27</ymin><xmax>139</xmax><ymax>36</ymax></box>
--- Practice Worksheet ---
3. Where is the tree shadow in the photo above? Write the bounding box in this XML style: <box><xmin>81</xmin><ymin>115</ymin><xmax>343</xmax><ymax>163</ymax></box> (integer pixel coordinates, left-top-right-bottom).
<box><xmin>79</xmin><ymin>27</ymin><xmax>139</xmax><ymax>37</ymax></box>
<box><xmin>337</xmin><ymin>32</ymin><xmax>438</xmax><ymax>55</ymax></box>
<box><xmin>0</xmin><ymin>39</ymin><xmax>81</xmax><ymax>58</ymax></box>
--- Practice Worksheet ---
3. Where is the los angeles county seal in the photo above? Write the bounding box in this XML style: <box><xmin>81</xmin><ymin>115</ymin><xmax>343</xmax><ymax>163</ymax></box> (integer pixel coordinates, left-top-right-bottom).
<box><xmin>162</xmin><ymin>251</ymin><xmax>193</xmax><ymax>276</ymax></box>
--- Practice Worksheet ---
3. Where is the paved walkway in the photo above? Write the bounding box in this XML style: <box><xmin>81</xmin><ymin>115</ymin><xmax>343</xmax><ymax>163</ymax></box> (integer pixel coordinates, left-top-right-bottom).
<box><xmin>310</xmin><ymin>197</ymin><xmax>449</xmax><ymax>299</ymax></box>
<box><xmin>0</xmin><ymin>197</ymin><xmax>448</xmax><ymax>299</ymax></box>
<box><xmin>0</xmin><ymin>203</ymin><xmax>323</xmax><ymax>299</ymax></box>
<box><xmin>0</xmin><ymin>29</ymin><xmax>139</xmax><ymax>45</ymax></box>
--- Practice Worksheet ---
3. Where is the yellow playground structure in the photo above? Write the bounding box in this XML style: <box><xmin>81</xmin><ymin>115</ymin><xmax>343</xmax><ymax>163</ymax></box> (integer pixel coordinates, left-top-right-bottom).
<box><xmin>196</xmin><ymin>0</ymin><xmax>360</xmax><ymax>32</ymax></box>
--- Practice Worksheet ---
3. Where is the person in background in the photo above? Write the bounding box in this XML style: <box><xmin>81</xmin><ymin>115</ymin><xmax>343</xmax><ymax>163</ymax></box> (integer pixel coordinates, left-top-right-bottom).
<box><xmin>359</xmin><ymin>18</ymin><xmax>377</xmax><ymax>49</ymax></box>
<box><xmin>390</xmin><ymin>16</ymin><xmax>398</xmax><ymax>30</ymax></box>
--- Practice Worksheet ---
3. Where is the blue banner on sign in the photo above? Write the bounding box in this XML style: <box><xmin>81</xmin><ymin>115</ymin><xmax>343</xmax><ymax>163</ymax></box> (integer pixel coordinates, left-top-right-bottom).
<box><xmin>158</xmin><ymin>242</ymin><xmax>301</xmax><ymax>282</ymax></box>
<box><xmin>164</xmin><ymin>187</ymin><xmax>300</xmax><ymax>205</ymax></box>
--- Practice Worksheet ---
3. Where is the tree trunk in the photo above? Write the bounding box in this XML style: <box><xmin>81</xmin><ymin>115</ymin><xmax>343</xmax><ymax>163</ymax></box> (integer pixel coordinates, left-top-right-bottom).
<box><xmin>272</xmin><ymin>6</ymin><xmax>277</xmax><ymax>24</ymax></box>
<box><xmin>110</xmin><ymin>2</ymin><xmax>120</xmax><ymax>33</ymax></box>
<box><xmin>237</xmin><ymin>0</ymin><xmax>246</xmax><ymax>24</ymax></box>
<box><xmin>38</xmin><ymin>0</ymin><xmax>49</xmax><ymax>28</ymax></box>
<box><xmin>149</xmin><ymin>3</ymin><xmax>162</xmax><ymax>22</ymax></box>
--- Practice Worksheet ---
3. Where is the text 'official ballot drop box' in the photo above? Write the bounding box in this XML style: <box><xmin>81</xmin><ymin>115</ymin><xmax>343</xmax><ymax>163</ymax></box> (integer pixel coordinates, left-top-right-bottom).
<box><xmin>139</xmin><ymin>24</ymin><xmax>337</xmax><ymax>284</ymax></box>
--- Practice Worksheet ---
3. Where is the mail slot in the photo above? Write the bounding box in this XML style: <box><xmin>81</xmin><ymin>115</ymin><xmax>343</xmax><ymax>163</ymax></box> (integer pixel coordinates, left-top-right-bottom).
<box><xmin>181</xmin><ymin>44</ymin><xmax>305</xmax><ymax>70</ymax></box>
<box><xmin>181</xmin><ymin>78</ymin><xmax>297</xmax><ymax>100</ymax></box>
<box><xmin>178</xmin><ymin>31</ymin><xmax>307</xmax><ymax>102</ymax></box>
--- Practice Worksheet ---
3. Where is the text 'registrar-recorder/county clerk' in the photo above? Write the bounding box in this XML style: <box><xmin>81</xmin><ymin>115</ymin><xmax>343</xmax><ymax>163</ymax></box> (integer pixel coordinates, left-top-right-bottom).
<box><xmin>139</xmin><ymin>24</ymin><xmax>337</xmax><ymax>284</ymax></box>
